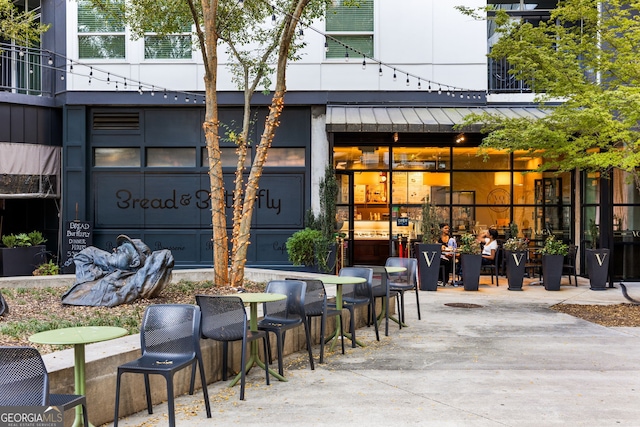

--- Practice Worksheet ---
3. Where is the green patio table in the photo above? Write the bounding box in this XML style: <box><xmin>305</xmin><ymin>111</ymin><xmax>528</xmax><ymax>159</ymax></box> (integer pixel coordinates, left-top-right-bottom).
<box><xmin>29</xmin><ymin>326</ymin><xmax>128</xmax><ymax>427</ymax></box>
<box><xmin>317</xmin><ymin>274</ymin><xmax>366</xmax><ymax>349</ymax></box>
<box><xmin>355</xmin><ymin>265</ymin><xmax>407</xmax><ymax>335</ymax></box>
<box><xmin>228</xmin><ymin>292</ymin><xmax>287</xmax><ymax>387</ymax></box>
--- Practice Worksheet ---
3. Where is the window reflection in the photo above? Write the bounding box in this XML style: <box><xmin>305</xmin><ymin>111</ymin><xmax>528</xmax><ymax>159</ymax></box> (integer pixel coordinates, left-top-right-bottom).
<box><xmin>147</xmin><ymin>148</ymin><xmax>195</xmax><ymax>167</ymax></box>
<box><xmin>94</xmin><ymin>148</ymin><xmax>140</xmax><ymax>167</ymax></box>
<box><xmin>264</xmin><ymin>148</ymin><xmax>305</xmax><ymax>167</ymax></box>
<box><xmin>202</xmin><ymin>147</ymin><xmax>251</xmax><ymax>168</ymax></box>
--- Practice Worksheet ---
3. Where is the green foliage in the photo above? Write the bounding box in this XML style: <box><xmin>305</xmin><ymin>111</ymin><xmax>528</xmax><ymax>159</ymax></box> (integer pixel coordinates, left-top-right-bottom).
<box><xmin>503</xmin><ymin>237</ymin><xmax>528</xmax><ymax>252</ymax></box>
<box><xmin>420</xmin><ymin>196</ymin><xmax>442</xmax><ymax>243</ymax></box>
<box><xmin>0</xmin><ymin>0</ymin><xmax>50</xmax><ymax>46</ymax></box>
<box><xmin>1</xmin><ymin>231</ymin><xmax>46</xmax><ymax>248</ymax></box>
<box><xmin>459</xmin><ymin>233</ymin><xmax>481</xmax><ymax>255</ymax></box>
<box><xmin>32</xmin><ymin>260</ymin><xmax>60</xmax><ymax>276</ymax></box>
<box><xmin>456</xmin><ymin>0</ymin><xmax>640</xmax><ymax>187</ymax></box>
<box><xmin>508</xmin><ymin>222</ymin><xmax>519</xmax><ymax>239</ymax></box>
<box><xmin>588</xmin><ymin>218</ymin><xmax>599</xmax><ymax>249</ymax></box>
<box><xmin>286</xmin><ymin>228</ymin><xmax>324</xmax><ymax>266</ymax></box>
<box><xmin>319</xmin><ymin>166</ymin><xmax>339</xmax><ymax>241</ymax></box>
<box><xmin>539</xmin><ymin>235</ymin><xmax>569</xmax><ymax>256</ymax></box>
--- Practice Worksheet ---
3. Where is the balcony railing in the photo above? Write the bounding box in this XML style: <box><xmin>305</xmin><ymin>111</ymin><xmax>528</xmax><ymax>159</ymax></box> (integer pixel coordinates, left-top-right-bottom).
<box><xmin>0</xmin><ymin>42</ymin><xmax>53</xmax><ymax>97</ymax></box>
<box><xmin>488</xmin><ymin>57</ymin><xmax>532</xmax><ymax>94</ymax></box>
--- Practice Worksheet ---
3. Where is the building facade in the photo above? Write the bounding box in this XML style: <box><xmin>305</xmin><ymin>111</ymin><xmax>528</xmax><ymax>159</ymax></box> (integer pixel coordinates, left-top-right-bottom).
<box><xmin>1</xmin><ymin>0</ymin><xmax>639</xmax><ymax>280</ymax></box>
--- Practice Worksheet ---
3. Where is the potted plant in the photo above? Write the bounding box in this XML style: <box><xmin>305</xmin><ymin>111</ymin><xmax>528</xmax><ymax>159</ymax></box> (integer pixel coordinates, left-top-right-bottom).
<box><xmin>416</xmin><ymin>196</ymin><xmax>443</xmax><ymax>291</ymax></box>
<box><xmin>503</xmin><ymin>237</ymin><xmax>528</xmax><ymax>291</ymax></box>
<box><xmin>458</xmin><ymin>232</ymin><xmax>482</xmax><ymax>291</ymax></box>
<box><xmin>539</xmin><ymin>235</ymin><xmax>569</xmax><ymax>291</ymax></box>
<box><xmin>585</xmin><ymin>219</ymin><xmax>609</xmax><ymax>290</ymax></box>
<box><xmin>0</xmin><ymin>231</ymin><xmax>48</xmax><ymax>277</ymax></box>
<box><xmin>285</xmin><ymin>228</ymin><xmax>333</xmax><ymax>273</ymax></box>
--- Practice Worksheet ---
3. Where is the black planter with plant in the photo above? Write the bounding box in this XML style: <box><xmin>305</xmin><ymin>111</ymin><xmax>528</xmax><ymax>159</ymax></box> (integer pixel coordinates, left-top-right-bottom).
<box><xmin>285</xmin><ymin>166</ymin><xmax>339</xmax><ymax>274</ymax></box>
<box><xmin>586</xmin><ymin>219</ymin><xmax>609</xmax><ymax>290</ymax></box>
<box><xmin>458</xmin><ymin>233</ymin><xmax>482</xmax><ymax>291</ymax></box>
<box><xmin>417</xmin><ymin>196</ymin><xmax>443</xmax><ymax>291</ymax></box>
<box><xmin>503</xmin><ymin>237</ymin><xmax>528</xmax><ymax>291</ymax></box>
<box><xmin>0</xmin><ymin>231</ymin><xmax>48</xmax><ymax>277</ymax></box>
<box><xmin>539</xmin><ymin>235</ymin><xmax>569</xmax><ymax>291</ymax></box>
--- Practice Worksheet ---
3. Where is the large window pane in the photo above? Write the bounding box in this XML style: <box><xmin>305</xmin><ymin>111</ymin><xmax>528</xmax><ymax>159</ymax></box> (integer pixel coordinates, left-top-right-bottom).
<box><xmin>264</xmin><ymin>148</ymin><xmax>305</xmax><ymax>167</ymax></box>
<box><xmin>145</xmin><ymin>35</ymin><xmax>192</xmax><ymax>59</ymax></box>
<box><xmin>334</xmin><ymin>146</ymin><xmax>388</xmax><ymax>169</ymax></box>
<box><xmin>392</xmin><ymin>147</ymin><xmax>450</xmax><ymax>170</ymax></box>
<box><xmin>325</xmin><ymin>0</ymin><xmax>374</xmax><ymax>59</ymax></box>
<box><xmin>79</xmin><ymin>35</ymin><xmax>125</xmax><ymax>59</ymax></box>
<box><xmin>452</xmin><ymin>147</ymin><xmax>510</xmax><ymax>169</ymax></box>
<box><xmin>202</xmin><ymin>147</ymin><xmax>251</xmax><ymax>168</ymax></box>
<box><xmin>326</xmin><ymin>36</ymin><xmax>373</xmax><ymax>59</ymax></box>
<box><xmin>77</xmin><ymin>0</ymin><xmax>125</xmax><ymax>59</ymax></box>
<box><xmin>147</xmin><ymin>148</ymin><xmax>195</xmax><ymax>167</ymax></box>
<box><xmin>94</xmin><ymin>148</ymin><xmax>140</xmax><ymax>167</ymax></box>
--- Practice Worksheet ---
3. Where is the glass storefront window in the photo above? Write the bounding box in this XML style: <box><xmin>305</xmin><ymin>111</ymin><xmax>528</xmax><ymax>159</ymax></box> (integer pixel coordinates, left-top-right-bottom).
<box><xmin>147</xmin><ymin>148</ymin><xmax>195</xmax><ymax>167</ymax></box>
<box><xmin>94</xmin><ymin>148</ymin><xmax>140</xmax><ymax>167</ymax></box>
<box><xmin>453</xmin><ymin>147</ymin><xmax>510</xmax><ymax>170</ymax></box>
<box><xmin>202</xmin><ymin>147</ymin><xmax>251</xmax><ymax>168</ymax></box>
<box><xmin>392</xmin><ymin>147</ymin><xmax>450</xmax><ymax>170</ymax></box>
<box><xmin>334</xmin><ymin>146</ymin><xmax>389</xmax><ymax>169</ymax></box>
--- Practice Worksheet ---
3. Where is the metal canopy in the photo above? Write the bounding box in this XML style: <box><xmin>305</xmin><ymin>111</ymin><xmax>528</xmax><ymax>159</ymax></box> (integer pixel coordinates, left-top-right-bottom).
<box><xmin>326</xmin><ymin>106</ymin><xmax>549</xmax><ymax>133</ymax></box>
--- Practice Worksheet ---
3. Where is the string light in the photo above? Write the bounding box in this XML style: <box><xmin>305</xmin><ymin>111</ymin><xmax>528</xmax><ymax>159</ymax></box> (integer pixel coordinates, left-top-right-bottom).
<box><xmin>298</xmin><ymin>28</ymin><xmax>304</xmax><ymax>40</ymax></box>
<box><xmin>107</xmin><ymin>73</ymin><xmax>110</xmax><ymax>84</ymax></box>
<box><xmin>324</xmin><ymin>41</ymin><xmax>329</xmax><ymax>52</ymax></box>
<box><xmin>405</xmin><ymin>74</ymin><xmax>410</xmax><ymax>86</ymax></box>
<box><xmin>344</xmin><ymin>48</ymin><xmax>349</xmax><ymax>62</ymax></box>
<box><xmin>378</xmin><ymin>65</ymin><xmax>383</xmax><ymax>76</ymax></box>
<box><xmin>393</xmin><ymin>69</ymin><xmax>397</xmax><ymax>81</ymax></box>
<box><xmin>361</xmin><ymin>56</ymin><xmax>366</xmax><ymax>70</ymax></box>
<box><xmin>47</xmin><ymin>57</ymin><xmax>53</xmax><ymax>65</ymax></box>
<box><xmin>418</xmin><ymin>79</ymin><xmax>422</xmax><ymax>90</ymax></box>
<box><xmin>237</xmin><ymin>0</ymin><xmax>243</xmax><ymax>7</ymax></box>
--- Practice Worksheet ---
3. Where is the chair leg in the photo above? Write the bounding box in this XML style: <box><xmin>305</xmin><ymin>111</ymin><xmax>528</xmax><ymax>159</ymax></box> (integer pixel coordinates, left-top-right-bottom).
<box><xmin>240</xmin><ymin>336</ymin><xmax>247</xmax><ymax>400</ymax></box>
<box><xmin>164</xmin><ymin>374</ymin><xmax>176</xmax><ymax>427</ymax></box>
<box><xmin>196</xmin><ymin>357</ymin><xmax>212</xmax><ymax>418</ymax></box>
<box><xmin>261</xmin><ymin>336</ymin><xmax>270</xmax><ymax>386</ymax></box>
<box><xmin>303</xmin><ymin>320</ymin><xmax>315</xmax><ymax>370</ymax></box>
<box><xmin>144</xmin><ymin>373</ymin><xmax>153</xmax><ymax>414</ymax></box>
<box><xmin>276</xmin><ymin>332</ymin><xmax>285</xmax><ymax>376</ymax></box>
<box><xmin>349</xmin><ymin>308</ymin><xmax>357</xmax><ymax>348</ymax></box>
<box><xmin>371</xmin><ymin>300</ymin><xmax>380</xmax><ymax>341</ymax></box>
<box><xmin>222</xmin><ymin>341</ymin><xmax>229</xmax><ymax>380</ymax></box>
<box><xmin>415</xmin><ymin>287</ymin><xmax>421</xmax><ymax>320</ymax></box>
<box><xmin>114</xmin><ymin>371</ymin><xmax>123</xmax><ymax>427</ymax></box>
<box><xmin>318</xmin><ymin>315</ymin><xmax>326</xmax><ymax>364</ymax></box>
<box><xmin>339</xmin><ymin>314</ymin><xmax>345</xmax><ymax>355</ymax></box>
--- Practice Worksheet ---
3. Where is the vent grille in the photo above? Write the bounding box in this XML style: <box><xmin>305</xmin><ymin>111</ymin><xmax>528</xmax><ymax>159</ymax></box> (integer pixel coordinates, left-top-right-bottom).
<box><xmin>93</xmin><ymin>112</ymin><xmax>140</xmax><ymax>130</ymax></box>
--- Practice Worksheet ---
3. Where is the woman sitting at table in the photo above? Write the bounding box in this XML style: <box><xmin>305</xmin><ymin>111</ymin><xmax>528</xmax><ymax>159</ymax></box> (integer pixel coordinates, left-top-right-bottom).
<box><xmin>481</xmin><ymin>228</ymin><xmax>499</xmax><ymax>265</ymax></box>
<box><xmin>438</xmin><ymin>223</ymin><xmax>456</xmax><ymax>284</ymax></box>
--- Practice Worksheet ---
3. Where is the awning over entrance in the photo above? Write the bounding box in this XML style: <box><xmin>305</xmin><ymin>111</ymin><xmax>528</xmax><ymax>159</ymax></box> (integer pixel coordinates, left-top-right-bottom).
<box><xmin>325</xmin><ymin>106</ymin><xmax>548</xmax><ymax>133</ymax></box>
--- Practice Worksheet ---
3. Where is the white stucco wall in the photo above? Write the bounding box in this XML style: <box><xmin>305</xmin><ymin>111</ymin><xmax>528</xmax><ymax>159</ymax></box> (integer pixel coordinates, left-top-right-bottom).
<box><xmin>65</xmin><ymin>0</ymin><xmax>488</xmax><ymax>94</ymax></box>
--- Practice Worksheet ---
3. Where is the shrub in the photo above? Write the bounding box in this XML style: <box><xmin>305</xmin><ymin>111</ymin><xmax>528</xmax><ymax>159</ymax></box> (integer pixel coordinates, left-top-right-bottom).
<box><xmin>1</xmin><ymin>231</ymin><xmax>47</xmax><ymax>248</ymax></box>
<box><xmin>539</xmin><ymin>235</ymin><xmax>569</xmax><ymax>256</ymax></box>
<box><xmin>33</xmin><ymin>260</ymin><xmax>59</xmax><ymax>276</ymax></box>
<box><xmin>458</xmin><ymin>233</ymin><xmax>481</xmax><ymax>255</ymax></box>
<box><xmin>503</xmin><ymin>237</ymin><xmax>528</xmax><ymax>252</ymax></box>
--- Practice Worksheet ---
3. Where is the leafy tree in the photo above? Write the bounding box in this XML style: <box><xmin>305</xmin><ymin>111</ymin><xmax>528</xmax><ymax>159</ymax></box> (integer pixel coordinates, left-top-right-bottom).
<box><xmin>458</xmin><ymin>1</ymin><xmax>640</xmax><ymax>189</ymax></box>
<box><xmin>86</xmin><ymin>0</ymin><xmax>329</xmax><ymax>287</ymax></box>
<box><xmin>0</xmin><ymin>0</ymin><xmax>49</xmax><ymax>45</ymax></box>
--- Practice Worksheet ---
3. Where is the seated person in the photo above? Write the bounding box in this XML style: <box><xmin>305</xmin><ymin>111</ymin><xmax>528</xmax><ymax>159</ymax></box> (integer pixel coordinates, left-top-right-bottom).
<box><xmin>438</xmin><ymin>224</ymin><xmax>454</xmax><ymax>283</ymax></box>
<box><xmin>481</xmin><ymin>228</ymin><xmax>499</xmax><ymax>265</ymax></box>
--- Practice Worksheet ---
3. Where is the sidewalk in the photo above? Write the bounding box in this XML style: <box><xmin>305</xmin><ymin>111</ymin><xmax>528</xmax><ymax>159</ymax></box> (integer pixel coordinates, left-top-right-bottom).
<box><xmin>108</xmin><ymin>278</ymin><xmax>640</xmax><ymax>427</ymax></box>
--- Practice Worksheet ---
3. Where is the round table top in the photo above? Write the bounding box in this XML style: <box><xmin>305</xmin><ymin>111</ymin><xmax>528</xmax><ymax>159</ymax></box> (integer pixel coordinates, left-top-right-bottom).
<box><xmin>237</xmin><ymin>292</ymin><xmax>286</xmax><ymax>304</ymax></box>
<box><xmin>317</xmin><ymin>275</ymin><xmax>366</xmax><ymax>285</ymax></box>
<box><xmin>29</xmin><ymin>326</ymin><xmax>128</xmax><ymax>346</ymax></box>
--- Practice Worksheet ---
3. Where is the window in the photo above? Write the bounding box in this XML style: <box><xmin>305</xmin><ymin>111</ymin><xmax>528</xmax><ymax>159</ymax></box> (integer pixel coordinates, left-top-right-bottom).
<box><xmin>94</xmin><ymin>148</ymin><xmax>140</xmax><ymax>167</ymax></box>
<box><xmin>144</xmin><ymin>21</ymin><xmax>192</xmax><ymax>59</ymax></box>
<box><xmin>147</xmin><ymin>148</ymin><xmax>195</xmax><ymax>167</ymax></box>
<box><xmin>77</xmin><ymin>0</ymin><xmax>125</xmax><ymax>59</ymax></box>
<box><xmin>325</xmin><ymin>0</ymin><xmax>373</xmax><ymax>59</ymax></box>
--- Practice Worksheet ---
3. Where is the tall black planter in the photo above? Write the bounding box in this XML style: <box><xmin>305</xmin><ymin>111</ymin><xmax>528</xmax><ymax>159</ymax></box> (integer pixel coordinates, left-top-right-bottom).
<box><xmin>416</xmin><ymin>243</ymin><xmax>442</xmax><ymax>291</ymax></box>
<box><xmin>542</xmin><ymin>254</ymin><xmax>564</xmax><ymax>291</ymax></box>
<box><xmin>460</xmin><ymin>254</ymin><xmax>482</xmax><ymax>291</ymax></box>
<box><xmin>586</xmin><ymin>248</ymin><xmax>610</xmax><ymax>291</ymax></box>
<box><xmin>505</xmin><ymin>250</ymin><xmax>527</xmax><ymax>291</ymax></box>
<box><xmin>0</xmin><ymin>245</ymin><xmax>47</xmax><ymax>277</ymax></box>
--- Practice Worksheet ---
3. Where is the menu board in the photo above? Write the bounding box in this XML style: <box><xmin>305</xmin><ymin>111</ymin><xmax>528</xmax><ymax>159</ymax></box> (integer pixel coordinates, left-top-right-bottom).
<box><xmin>61</xmin><ymin>221</ymin><xmax>93</xmax><ymax>273</ymax></box>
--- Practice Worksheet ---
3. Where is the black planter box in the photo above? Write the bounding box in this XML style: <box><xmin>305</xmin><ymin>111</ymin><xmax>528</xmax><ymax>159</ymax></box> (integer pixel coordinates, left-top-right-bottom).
<box><xmin>415</xmin><ymin>243</ymin><xmax>442</xmax><ymax>291</ymax></box>
<box><xmin>460</xmin><ymin>254</ymin><xmax>482</xmax><ymax>291</ymax></box>
<box><xmin>0</xmin><ymin>245</ymin><xmax>47</xmax><ymax>277</ymax></box>
<box><xmin>542</xmin><ymin>254</ymin><xmax>564</xmax><ymax>291</ymax></box>
<box><xmin>586</xmin><ymin>248</ymin><xmax>610</xmax><ymax>291</ymax></box>
<box><xmin>505</xmin><ymin>250</ymin><xmax>527</xmax><ymax>291</ymax></box>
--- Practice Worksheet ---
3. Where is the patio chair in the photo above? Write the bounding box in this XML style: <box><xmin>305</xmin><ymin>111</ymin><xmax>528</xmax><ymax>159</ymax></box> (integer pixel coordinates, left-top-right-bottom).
<box><xmin>258</xmin><ymin>280</ymin><xmax>314</xmax><ymax>376</ymax></box>
<box><xmin>195</xmin><ymin>295</ymin><xmax>269</xmax><ymax>400</ymax></box>
<box><xmin>114</xmin><ymin>304</ymin><xmax>211</xmax><ymax>427</ymax></box>
<box><xmin>288</xmin><ymin>278</ymin><xmax>345</xmax><ymax>363</ymax></box>
<box><xmin>481</xmin><ymin>247</ymin><xmax>502</xmax><ymax>286</ymax></box>
<box><xmin>355</xmin><ymin>265</ymin><xmax>399</xmax><ymax>336</ymax></box>
<box><xmin>385</xmin><ymin>257</ymin><xmax>421</xmax><ymax>323</ymax></box>
<box><xmin>331</xmin><ymin>267</ymin><xmax>379</xmax><ymax>347</ymax></box>
<box><xmin>0</xmin><ymin>346</ymin><xmax>89</xmax><ymax>426</ymax></box>
<box><xmin>563</xmin><ymin>245</ymin><xmax>579</xmax><ymax>286</ymax></box>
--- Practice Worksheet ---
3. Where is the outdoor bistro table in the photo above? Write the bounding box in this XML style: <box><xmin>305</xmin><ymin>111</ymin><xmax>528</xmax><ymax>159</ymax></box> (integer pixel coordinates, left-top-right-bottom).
<box><xmin>29</xmin><ymin>326</ymin><xmax>128</xmax><ymax>427</ymax></box>
<box><xmin>356</xmin><ymin>265</ymin><xmax>407</xmax><ymax>335</ymax></box>
<box><xmin>317</xmin><ymin>274</ymin><xmax>367</xmax><ymax>349</ymax></box>
<box><xmin>228</xmin><ymin>292</ymin><xmax>287</xmax><ymax>386</ymax></box>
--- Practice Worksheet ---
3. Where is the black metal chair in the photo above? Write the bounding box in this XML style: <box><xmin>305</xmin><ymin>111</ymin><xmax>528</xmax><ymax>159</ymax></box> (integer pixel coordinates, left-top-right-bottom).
<box><xmin>331</xmin><ymin>267</ymin><xmax>379</xmax><ymax>347</ymax></box>
<box><xmin>195</xmin><ymin>295</ymin><xmax>269</xmax><ymax>400</ymax></box>
<box><xmin>0</xmin><ymin>346</ymin><xmax>89</xmax><ymax>425</ymax></box>
<box><xmin>563</xmin><ymin>245</ymin><xmax>579</xmax><ymax>286</ymax></box>
<box><xmin>385</xmin><ymin>257</ymin><xmax>421</xmax><ymax>323</ymax></box>
<box><xmin>289</xmin><ymin>278</ymin><xmax>345</xmax><ymax>363</ymax></box>
<box><xmin>258</xmin><ymin>280</ymin><xmax>314</xmax><ymax>376</ymax></box>
<box><xmin>114</xmin><ymin>304</ymin><xmax>211</xmax><ymax>427</ymax></box>
<box><xmin>481</xmin><ymin>247</ymin><xmax>502</xmax><ymax>286</ymax></box>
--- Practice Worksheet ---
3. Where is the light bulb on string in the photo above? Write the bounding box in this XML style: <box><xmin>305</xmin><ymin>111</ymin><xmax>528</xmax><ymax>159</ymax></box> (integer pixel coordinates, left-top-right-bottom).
<box><xmin>151</xmin><ymin>86</ymin><xmax>155</xmax><ymax>96</ymax></box>
<box><xmin>107</xmin><ymin>73</ymin><xmax>110</xmax><ymax>84</ymax></box>
<box><xmin>124</xmin><ymin>78</ymin><xmax>127</xmax><ymax>89</ymax></box>
<box><xmin>361</xmin><ymin>56</ymin><xmax>366</xmax><ymax>70</ymax></box>
<box><xmin>393</xmin><ymin>69</ymin><xmax>397</xmax><ymax>81</ymax></box>
<box><xmin>298</xmin><ymin>28</ymin><xmax>304</xmax><ymax>40</ymax></box>
<box><xmin>324</xmin><ymin>40</ymin><xmax>329</xmax><ymax>53</ymax></box>
<box><xmin>418</xmin><ymin>79</ymin><xmax>422</xmax><ymax>90</ymax></box>
<box><xmin>378</xmin><ymin>65</ymin><xmax>383</xmax><ymax>76</ymax></box>
<box><xmin>405</xmin><ymin>74</ymin><xmax>410</xmax><ymax>86</ymax></box>
<box><xmin>271</xmin><ymin>7</ymin><xmax>276</xmax><ymax>25</ymax></box>
<box><xmin>139</xmin><ymin>85</ymin><xmax>143</xmax><ymax>95</ymax></box>
<box><xmin>47</xmin><ymin>57</ymin><xmax>53</xmax><ymax>65</ymax></box>
<box><xmin>163</xmin><ymin>91</ymin><xmax>167</xmax><ymax>99</ymax></box>
<box><xmin>185</xmin><ymin>95</ymin><xmax>190</xmax><ymax>102</ymax></box>
<box><xmin>438</xmin><ymin>86</ymin><xmax>442</xmax><ymax>94</ymax></box>
<box><xmin>428</xmin><ymin>82</ymin><xmax>432</xmax><ymax>93</ymax></box>
<box><xmin>174</xmin><ymin>94</ymin><xmax>178</xmax><ymax>101</ymax></box>
<box><xmin>344</xmin><ymin>48</ymin><xmax>349</xmax><ymax>62</ymax></box>
<box><xmin>115</xmin><ymin>81</ymin><xmax>119</xmax><ymax>91</ymax></box>
<box><xmin>60</xmin><ymin>73</ymin><xmax>64</xmax><ymax>81</ymax></box>
<box><xmin>237</xmin><ymin>0</ymin><xmax>243</xmax><ymax>7</ymax></box>
<box><xmin>69</xmin><ymin>60</ymin><xmax>73</xmax><ymax>73</ymax></box>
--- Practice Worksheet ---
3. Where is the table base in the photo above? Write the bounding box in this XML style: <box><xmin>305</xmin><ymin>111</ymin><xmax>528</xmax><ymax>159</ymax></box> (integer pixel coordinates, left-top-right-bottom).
<box><xmin>228</xmin><ymin>342</ymin><xmax>286</xmax><ymax>387</ymax></box>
